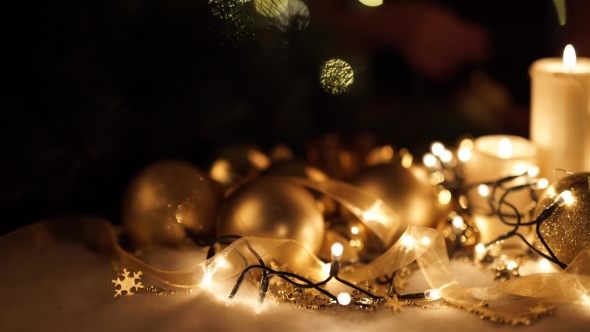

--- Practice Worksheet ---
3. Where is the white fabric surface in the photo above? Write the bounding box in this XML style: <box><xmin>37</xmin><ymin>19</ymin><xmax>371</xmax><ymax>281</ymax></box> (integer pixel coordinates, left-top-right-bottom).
<box><xmin>1</xmin><ymin>243</ymin><xmax>589</xmax><ymax>331</ymax></box>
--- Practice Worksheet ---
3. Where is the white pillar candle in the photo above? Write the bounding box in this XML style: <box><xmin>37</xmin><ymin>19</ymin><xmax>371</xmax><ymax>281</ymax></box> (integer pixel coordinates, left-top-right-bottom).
<box><xmin>464</xmin><ymin>135</ymin><xmax>538</xmax><ymax>243</ymax></box>
<box><xmin>530</xmin><ymin>44</ymin><xmax>590</xmax><ymax>180</ymax></box>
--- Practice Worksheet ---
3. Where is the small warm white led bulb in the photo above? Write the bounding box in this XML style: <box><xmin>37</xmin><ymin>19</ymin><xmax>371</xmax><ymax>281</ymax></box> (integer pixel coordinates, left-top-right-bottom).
<box><xmin>400</xmin><ymin>234</ymin><xmax>414</xmax><ymax>248</ymax></box>
<box><xmin>337</xmin><ymin>292</ymin><xmax>352</xmax><ymax>305</ymax></box>
<box><xmin>534</xmin><ymin>178</ymin><xmax>549</xmax><ymax>190</ymax></box>
<box><xmin>560</xmin><ymin>190</ymin><xmax>574</xmax><ymax>205</ymax></box>
<box><xmin>451</xmin><ymin>216</ymin><xmax>464</xmax><ymax>229</ymax></box>
<box><xmin>527</xmin><ymin>166</ymin><xmax>540</xmax><ymax>178</ymax></box>
<box><xmin>478</xmin><ymin>184</ymin><xmax>490</xmax><ymax>197</ymax></box>
<box><xmin>457</xmin><ymin>148</ymin><xmax>472</xmax><ymax>162</ymax></box>
<box><xmin>475</xmin><ymin>243</ymin><xmax>486</xmax><ymax>254</ymax></box>
<box><xmin>331</xmin><ymin>242</ymin><xmax>344</xmax><ymax>259</ymax></box>
<box><xmin>440</xmin><ymin>149</ymin><xmax>453</xmax><ymax>163</ymax></box>
<box><xmin>430</xmin><ymin>141</ymin><xmax>445</xmax><ymax>156</ymax></box>
<box><xmin>538</xmin><ymin>259</ymin><xmax>552</xmax><ymax>271</ymax></box>
<box><xmin>423</xmin><ymin>153</ymin><xmax>439</xmax><ymax>168</ymax></box>
<box><xmin>351</xmin><ymin>226</ymin><xmax>359</xmax><ymax>235</ymax></box>
<box><xmin>424</xmin><ymin>289</ymin><xmax>441</xmax><ymax>301</ymax></box>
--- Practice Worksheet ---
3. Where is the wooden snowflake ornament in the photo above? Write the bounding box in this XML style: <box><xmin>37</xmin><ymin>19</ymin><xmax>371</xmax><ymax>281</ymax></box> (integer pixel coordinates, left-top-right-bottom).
<box><xmin>112</xmin><ymin>269</ymin><xmax>144</xmax><ymax>297</ymax></box>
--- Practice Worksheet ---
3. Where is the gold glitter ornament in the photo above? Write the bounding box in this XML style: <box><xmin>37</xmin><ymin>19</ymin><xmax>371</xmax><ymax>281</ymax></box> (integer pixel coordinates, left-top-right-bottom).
<box><xmin>436</xmin><ymin>212</ymin><xmax>480</xmax><ymax>255</ymax></box>
<box><xmin>122</xmin><ymin>160</ymin><xmax>220</xmax><ymax>249</ymax></box>
<box><xmin>353</xmin><ymin>162</ymin><xmax>453</xmax><ymax>228</ymax></box>
<box><xmin>216</xmin><ymin>176</ymin><xmax>325</xmax><ymax>254</ymax></box>
<box><xmin>533</xmin><ymin>172</ymin><xmax>590</xmax><ymax>265</ymax></box>
<box><xmin>319</xmin><ymin>59</ymin><xmax>354</xmax><ymax>95</ymax></box>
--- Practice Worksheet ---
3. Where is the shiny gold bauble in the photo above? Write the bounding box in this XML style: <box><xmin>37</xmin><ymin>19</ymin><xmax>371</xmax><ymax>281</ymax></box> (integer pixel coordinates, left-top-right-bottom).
<box><xmin>208</xmin><ymin>143</ymin><xmax>270</xmax><ymax>187</ymax></box>
<box><xmin>534</xmin><ymin>172</ymin><xmax>590</xmax><ymax>265</ymax></box>
<box><xmin>122</xmin><ymin>160</ymin><xmax>220</xmax><ymax>249</ymax></box>
<box><xmin>216</xmin><ymin>176</ymin><xmax>325</xmax><ymax>254</ymax></box>
<box><xmin>262</xmin><ymin>160</ymin><xmax>328</xmax><ymax>182</ymax></box>
<box><xmin>353</xmin><ymin>162</ymin><xmax>453</xmax><ymax>227</ymax></box>
<box><xmin>437</xmin><ymin>212</ymin><xmax>480</xmax><ymax>255</ymax></box>
<box><xmin>317</xmin><ymin>218</ymin><xmax>370</xmax><ymax>262</ymax></box>
<box><xmin>262</xmin><ymin>160</ymin><xmax>337</xmax><ymax>218</ymax></box>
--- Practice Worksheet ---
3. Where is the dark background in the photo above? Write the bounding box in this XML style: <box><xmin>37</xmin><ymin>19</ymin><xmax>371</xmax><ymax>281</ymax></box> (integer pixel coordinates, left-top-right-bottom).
<box><xmin>0</xmin><ymin>0</ymin><xmax>571</xmax><ymax>235</ymax></box>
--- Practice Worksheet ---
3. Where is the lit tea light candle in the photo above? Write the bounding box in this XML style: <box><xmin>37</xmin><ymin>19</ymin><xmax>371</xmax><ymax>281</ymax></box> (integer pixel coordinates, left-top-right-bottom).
<box><xmin>464</xmin><ymin>135</ymin><xmax>538</xmax><ymax>243</ymax></box>
<box><xmin>530</xmin><ymin>44</ymin><xmax>590</xmax><ymax>179</ymax></box>
<box><xmin>465</xmin><ymin>135</ymin><xmax>537</xmax><ymax>183</ymax></box>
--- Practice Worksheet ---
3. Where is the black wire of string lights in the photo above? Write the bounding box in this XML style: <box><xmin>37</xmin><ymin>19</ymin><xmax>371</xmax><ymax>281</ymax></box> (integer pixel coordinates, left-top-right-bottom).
<box><xmin>465</xmin><ymin>172</ymin><xmax>570</xmax><ymax>269</ymax></box>
<box><xmin>195</xmin><ymin>236</ymin><xmax>441</xmax><ymax>306</ymax></box>
<box><xmin>420</xmin><ymin>141</ymin><xmax>571</xmax><ymax>270</ymax></box>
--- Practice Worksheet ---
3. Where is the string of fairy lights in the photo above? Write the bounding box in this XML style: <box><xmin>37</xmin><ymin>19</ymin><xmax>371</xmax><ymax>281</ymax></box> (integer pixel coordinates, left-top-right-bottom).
<box><xmin>175</xmin><ymin>137</ymin><xmax>577</xmax><ymax>308</ymax></box>
<box><xmin>420</xmin><ymin>139</ymin><xmax>572</xmax><ymax>269</ymax></box>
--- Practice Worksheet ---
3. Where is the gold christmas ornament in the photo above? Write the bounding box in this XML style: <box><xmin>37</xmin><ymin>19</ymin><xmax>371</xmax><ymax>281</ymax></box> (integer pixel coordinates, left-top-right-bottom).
<box><xmin>534</xmin><ymin>172</ymin><xmax>590</xmax><ymax>265</ymax></box>
<box><xmin>436</xmin><ymin>212</ymin><xmax>480</xmax><ymax>255</ymax></box>
<box><xmin>122</xmin><ymin>160</ymin><xmax>220</xmax><ymax>249</ymax></box>
<box><xmin>262</xmin><ymin>160</ymin><xmax>338</xmax><ymax>218</ymax></box>
<box><xmin>262</xmin><ymin>160</ymin><xmax>328</xmax><ymax>182</ymax></box>
<box><xmin>317</xmin><ymin>229</ymin><xmax>358</xmax><ymax>263</ymax></box>
<box><xmin>353</xmin><ymin>162</ymin><xmax>452</xmax><ymax>228</ymax></box>
<box><xmin>208</xmin><ymin>143</ymin><xmax>270</xmax><ymax>187</ymax></box>
<box><xmin>317</xmin><ymin>217</ymin><xmax>371</xmax><ymax>262</ymax></box>
<box><xmin>216</xmin><ymin>176</ymin><xmax>325</xmax><ymax>254</ymax></box>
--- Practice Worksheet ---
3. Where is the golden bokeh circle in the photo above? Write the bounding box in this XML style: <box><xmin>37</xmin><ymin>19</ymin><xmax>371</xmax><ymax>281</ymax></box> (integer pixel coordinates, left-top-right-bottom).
<box><xmin>319</xmin><ymin>59</ymin><xmax>354</xmax><ymax>95</ymax></box>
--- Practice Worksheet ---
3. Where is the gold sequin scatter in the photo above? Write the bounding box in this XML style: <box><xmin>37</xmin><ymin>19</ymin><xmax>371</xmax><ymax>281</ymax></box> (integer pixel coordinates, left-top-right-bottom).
<box><xmin>319</xmin><ymin>59</ymin><xmax>354</xmax><ymax>95</ymax></box>
<box><xmin>534</xmin><ymin>173</ymin><xmax>590</xmax><ymax>265</ymax></box>
<box><xmin>209</xmin><ymin>0</ymin><xmax>254</xmax><ymax>45</ymax></box>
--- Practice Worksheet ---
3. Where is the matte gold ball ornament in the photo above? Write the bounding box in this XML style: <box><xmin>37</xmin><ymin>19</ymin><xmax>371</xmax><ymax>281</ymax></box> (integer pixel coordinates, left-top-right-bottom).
<box><xmin>353</xmin><ymin>161</ymin><xmax>453</xmax><ymax>228</ymax></box>
<box><xmin>122</xmin><ymin>160</ymin><xmax>220</xmax><ymax>249</ymax></box>
<box><xmin>534</xmin><ymin>172</ymin><xmax>590</xmax><ymax>265</ymax></box>
<box><xmin>216</xmin><ymin>176</ymin><xmax>325</xmax><ymax>254</ymax></box>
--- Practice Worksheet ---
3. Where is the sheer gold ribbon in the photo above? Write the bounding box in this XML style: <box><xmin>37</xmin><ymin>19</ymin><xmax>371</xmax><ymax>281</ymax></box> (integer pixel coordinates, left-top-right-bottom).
<box><xmin>0</xmin><ymin>177</ymin><xmax>589</xmax><ymax>323</ymax></box>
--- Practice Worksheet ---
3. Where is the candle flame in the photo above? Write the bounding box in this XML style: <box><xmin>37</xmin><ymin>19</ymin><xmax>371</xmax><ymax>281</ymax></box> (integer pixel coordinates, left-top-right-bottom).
<box><xmin>563</xmin><ymin>44</ymin><xmax>576</xmax><ymax>71</ymax></box>
<box><xmin>497</xmin><ymin>138</ymin><xmax>512</xmax><ymax>159</ymax></box>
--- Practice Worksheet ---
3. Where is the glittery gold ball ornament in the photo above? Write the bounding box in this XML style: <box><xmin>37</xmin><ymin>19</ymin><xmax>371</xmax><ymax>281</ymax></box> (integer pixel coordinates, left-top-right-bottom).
<box><xmin>319</xmin><ymin>59</ymin><xmax>354</xmax><ymax>95</ymax></box>
<box><xmin>436</xmin><ymin>212</ymin><xmax>480</xmax><ymax>255</ymax></box>
<box><xmin>216</xmin><ymin>176</ymin><xmax>325</xmax><ymax>254</ymax></box>
<box><xmin>122</xmin><ymin>160</ymin><xmax>220</xmax><ymax>249</ymax></box>
<box><xmin>534</xmin><ymin>172</ymin><xmax>590</xmax><ymax>265</ymax></box>
<box><xmin>353</xmin><ymin>162</ymin><xmax>453</xmax><ymax>227</ymax></box>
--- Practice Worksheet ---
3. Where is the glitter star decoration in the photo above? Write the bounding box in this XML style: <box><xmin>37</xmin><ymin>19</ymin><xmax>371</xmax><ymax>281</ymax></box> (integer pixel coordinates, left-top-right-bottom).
<box><xmin>112</xmin><ymin>269</ymin><xmax>145</xmax><ymax>297</ymax></box>
<box><xmin>383</xmin><ymin>295</ymin><xmax>406</xmax><ymax>313</ymax></box>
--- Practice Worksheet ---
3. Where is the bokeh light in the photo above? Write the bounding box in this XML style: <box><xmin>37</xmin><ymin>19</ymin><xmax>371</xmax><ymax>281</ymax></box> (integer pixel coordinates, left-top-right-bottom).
<box><xmin>319</xmin><ymin>59</ymin><xmax>354</xmax><ymax>95</ymax></box>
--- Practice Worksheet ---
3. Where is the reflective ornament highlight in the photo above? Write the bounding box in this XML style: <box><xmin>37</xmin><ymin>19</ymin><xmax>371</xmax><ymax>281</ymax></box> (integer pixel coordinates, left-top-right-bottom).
<box><xmin>122</xmin><ymin>160</ymin><xmax>220</xmax><ymax>249</ymax></box>
<box><xmin>318</xmin><ymin>217</ymin><xmax>372</xmax><ymax>262</ymax></box>
<box><xmin>263</xmin><ymin>160</ymin><xmax>336</xmax><ymax>218</ymax></box>
<box><xmin>216</xmin><ymin>176</ymin><xmax>325</xmax><ymax>254</ymax></box>
<box><xmin>319</xmin><ymin>59</ymin><xmax>354</xmax><ymax>95</ymax></box>
<box><xmin>353</xmin><ymin>162</ymin><xmax>452</xmax><ymax>227</ymax></box>
<box><xmin>534</xmin><ymin>172</ymin><xmax>590</xmax><ymax>265</ymax></box>
<box><xmin>209</xmin><ymin>144</ymin><xmax>270</xmax><ymax>189</ymax></box>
